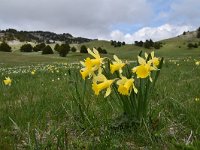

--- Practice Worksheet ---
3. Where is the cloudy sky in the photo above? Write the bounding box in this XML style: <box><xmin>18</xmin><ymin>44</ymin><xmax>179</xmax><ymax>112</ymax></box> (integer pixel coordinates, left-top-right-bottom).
<box><xmin>0</xmin><ymin>0</ymin><xmax>199</xmax><ymax>43</ymax></box>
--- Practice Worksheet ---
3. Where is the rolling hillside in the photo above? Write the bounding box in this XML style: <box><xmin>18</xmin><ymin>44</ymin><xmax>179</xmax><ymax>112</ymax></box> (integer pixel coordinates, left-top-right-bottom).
<box><xmin>0</xmin><ymin>29</ymin><xmax>200</xmax><ymax>64</ymax></box>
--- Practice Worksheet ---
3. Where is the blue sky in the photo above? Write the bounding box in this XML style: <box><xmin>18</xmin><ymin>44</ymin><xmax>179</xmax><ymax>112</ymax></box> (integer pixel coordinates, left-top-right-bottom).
<box><xmin>0</xmin><ymin>0</ymin><xmax>199</xmax><ymax>43</ymax></box>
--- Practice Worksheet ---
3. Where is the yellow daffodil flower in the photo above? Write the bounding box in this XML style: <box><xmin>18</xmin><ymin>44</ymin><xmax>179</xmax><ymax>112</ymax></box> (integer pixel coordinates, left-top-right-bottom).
<box><xmin>80</xmin><ymin>67</ymin><xmax>93</xmax><ymax>80</ymax></box>
<box><xmin>4</xmin><ymin>77</ymin><xmax>12</xmax><ymax>86</ymax></box>
<box><xmin>132</xmin><ymin>56</ymin><xmax>156</xmax><ymax>81</ymax></box>
<box><xmin>92</xmin><ymin>74</ymin><xmax>114</xmax><ymax>97</ymax></box>
<box><xmin>150</xmin><ymin>51</ymin><xmax>160</xmax><ymax>67</ymax></box>
<box><xmin>80</xmin><ymin>48</ymin><xmax>104</xmax><ymax>79</ymax></box>
<box><xmin>110</xmin><ymin>55</ymin><xmax>125</xmax><ymax>74</ymax></box>
<box><xmin>80</xmin><ymin>58</ymin><xmax>97</xmax><ymax>80</ymax></box>
<box><xmin>117</xmin><ymin>76</ymin><xmax>138</xmax><ymax>95</ymax></box>
<box><xmin>87</xmin><ymin>48</ymin><xmax>103</xmax><ymax>69</ymax></box>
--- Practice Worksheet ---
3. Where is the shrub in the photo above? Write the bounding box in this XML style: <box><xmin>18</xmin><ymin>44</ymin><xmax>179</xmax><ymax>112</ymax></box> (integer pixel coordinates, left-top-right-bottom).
<box><xmin>33</xmin><ymin>43</ymin><xmax>46</xmax><ymax>52</ymax></box>
<box><xmin>42</xmin><ymin>45</ymin><xmax>54</xmax><ymax>54</ymax></box>
<box><xmin>71</xmin><ymin>46</ymin><xmax>77</xmax><ymax>52</ymax></box>
<box><xmin>59</xmin><ymin>43</ymin><xmax>70</xmax><ymax>57</ymax></box>
<box><xmin>97</xmin><ymin>47</ymin><xmax>107</xmax><ymax>54</ymax></box>
<box><xmin>187</xmin><ymin>43</ymin><xmax>198</xmax><ymax>49</ymax></box>
<box><xmin>20</xmin><ymin>44</ymin><xmax>33</xmax><ymax>52</ymax></box>
<box><xmin>54</xmin><ymin>43</ymin><xmax>60</xmax><ymax>52</ymax></box>
<box><xmin>0</xmin><ymin>42</ymin><xmax>12</xmax><ymax>52</ymax></box>
<box><xmin>80</xmin><ymin>45</ymin><xmax>88</xmax><ymax>53</ymax></box>
<box><xmin>154</xmin><ymin>42</ymin><xmax>162</xmax><ymax>49</ymax></box>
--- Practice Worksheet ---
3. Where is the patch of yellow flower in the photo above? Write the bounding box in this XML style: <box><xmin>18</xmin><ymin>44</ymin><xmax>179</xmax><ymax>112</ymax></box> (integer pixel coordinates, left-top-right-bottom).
<box><xmin>110</xmin><ymin>55</ymin><xmax>125</xmax><ymax>74</ymax></box>
<box><xmin>195</xmin><ymin>61</ymin><xmax>200</xmax><ymax>66</ymax></box>
<box><xmin>80</xmin><ymin>48</ymin><xmax>160</xmax><ymax>97</ymax></box>
<box><xmin>4</xmin><ymin>77</ymin><xmax>12</xmax><ymax>86</ymax></box>
<box><xmin>117</xmin><ymin>76</ymin><xmax>138</xmax><ymax>95</ymax></box>
<box><xmin>31</xmin><ymin>70</ymin><xmax>36</xmax><ymax>75</ymax></box>
<box><xmin>92</xmin><ymin>74</ymin><xmax>114</xmax><ymax>97</ymax></box>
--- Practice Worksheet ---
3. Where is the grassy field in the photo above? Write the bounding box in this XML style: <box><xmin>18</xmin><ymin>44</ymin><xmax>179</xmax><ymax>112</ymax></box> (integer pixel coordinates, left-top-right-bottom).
<box><xmin>0</xmin><ymin>38</ymin><xmax>200</xmax><ymax>149</ymax></box>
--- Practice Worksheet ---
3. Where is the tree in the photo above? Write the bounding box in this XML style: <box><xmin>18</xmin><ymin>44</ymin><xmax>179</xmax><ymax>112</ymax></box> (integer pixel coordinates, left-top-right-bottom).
<box><xmin>183</xmin><ymin>31</ymin><xmax>186</xmax><ymax>35</ymax></box>
<box><xmin>54</xmin><ymin>43</ymin><xmax>60</xmax><ymax>52</ymax></box>
<box><xmin>187</xmin><ymin>43</ymin><xmax>194</xmax><ymax>49</ymax></box>
<box><xmin>197</xmin><ymin>27</ymin><xmax>200</xmax><ymax>38</ymax></box>
<box><xmin>33</xmin><ymin>43</ymin><xmax>46</xmax><ymax>52</ymax></box>
<box><xmin>42</xmin><ymin>45</ymin><xmax>54</xmax><ymax>54</ymax></box>
<box><xmin>193</xmin><ymin>43</ymin><xmax>198</xmax><ymax>48</ymax></box>
<box><xmin>117</xmin><ymin>41</ymin><xmax>121</xmax><ymax>47</ymax></box>
<box><xmin>149</xmin><ymin>39</ymin><xmax>154</xmax><ymax>47</ymax></box>
<box><xmin>71</xmin><ymin>46</ymin><xmax>77</xmax><ymax>52</ymax></box>
<box><xmin>153</xmin><ymin>42</ymin><xmax>161</xmax><ymax>49</ymax></box>
<box><xmin>80</xmin><ymin>45</ymin><xmax>88</xmax><ymax>53</ymax></box>
<box><xmin>59</xmin><ymin>43</ymin><xmax>70</xmax><ymax>57</ymax></box>
<box><xmin>135</xmin><ymin>41</ymin><xmax>143</xmax><ymax>47</ymax></box>
<box><xmin>144</xmin><ymin>40</ymin><xmax>151</xmax><ymax>49</ymax></box>
<box><xmin>0</xmin><ymin>42</ymin><xmax>11</xmax><ymax>52</ymax></box>
<box><xmin>197</xmin><ymin>31</ymin><xmax>200</xmax><ymax>38</ymax></box>
<box><xmin>122</xmin><ymin>41</ymin><xmax>126</xmax><ymax>45</ymax></box>
<box><xmin>20</xmin><ymin>44</ymin><xmax>33</xmax><ymax>52</ymax></box>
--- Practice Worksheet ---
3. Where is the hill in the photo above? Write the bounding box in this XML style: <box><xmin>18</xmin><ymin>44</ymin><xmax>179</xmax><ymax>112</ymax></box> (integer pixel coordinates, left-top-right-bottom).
<box><xmin>0</xmin><ymin>28</ymin><xmax>93</xmax><ymax>44</ymax></box>
<box><xmin>0</xmin><ymin>28</ymin><xmax>200</xmax><ymax>63</ymax></box>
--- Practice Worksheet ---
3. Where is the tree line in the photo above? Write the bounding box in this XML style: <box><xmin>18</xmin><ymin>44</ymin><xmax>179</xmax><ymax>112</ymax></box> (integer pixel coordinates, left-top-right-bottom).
<box><xmin>0</xmin><ymin>42</ymin><xmax>108</xmax><ymax>57</ymax></box>
<box><xmin>0</xmin><ymin>28</ymin><xmax>93</xmax><ymax>44</ymax></box>
<box><xmin>110</xmin><ymin>40</ymin><xmax>126</xmax><ymax>47</ymax></box>
<box><xmin>134</xmin><ymin>39</ymin><xmax>162</xmax><ymax>49</ymax></box>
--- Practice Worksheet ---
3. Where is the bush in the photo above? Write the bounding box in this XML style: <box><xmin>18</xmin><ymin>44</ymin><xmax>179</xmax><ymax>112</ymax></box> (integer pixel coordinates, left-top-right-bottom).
<box><xmin>54</xmin><ymin>43</ymin><xmax>60</xmax><ymax>52</ymax></box>
<box><xmin>59</xmin><ymin>43</ymin><xmax>70</xmax><ymax>57</ymax></box>
<box><xmin>20</xmin><ymin>44</ymin><xmax>33</xmax><ymax>52</ymax></box>
<box><xmin>0</xmin><ymin>42</ymin><xmax>12</xmax><ymax>52</ymax></box>
<box><xmin>42</xmin><ymin>45</ymin><xmax>54</xmax><ymax>54</ymax></box>
<box><xmin>97</xmin><ymin>47</ymin><xmax>107</xmax><ymax>54</ymax></box>
<box><xmin>33</xmin><ymin>43</ymin><xmax>46</xmax><ymax>52</ymax></box>
<box><xmin>71</xmin><ymin>46</ymin><xmax>77</xmax><ymax>52</ymax></box>
<box><xmin>187</xmin><ymin>43</ymin><xmax>198</xmax><ymax>49</ymax></box>
<box><xmin>154</xmin><ymin>42</ymin><xmax>162</xmax><ymax>49</ymax></box>
<box><xmin>80</xmin><ymin>45</ymin><xmax>88</xmax><ymax>53</ymax></box>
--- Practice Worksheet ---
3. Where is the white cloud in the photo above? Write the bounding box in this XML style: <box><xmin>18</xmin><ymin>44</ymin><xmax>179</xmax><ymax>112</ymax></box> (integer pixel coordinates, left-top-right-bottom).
<box><xmin>110</xmin><ymin>24</ymin><xmax>195</xmax><ymax>43</ymax></box>
<box><xmin>170</xmin><ymin>0</ymin><xmax>200</xmax><ymax>26</ymax></box>
<box><xmin>0</xmin><ymin>0</ymin><xmax>153</xmax><ymax>38</ymax></box>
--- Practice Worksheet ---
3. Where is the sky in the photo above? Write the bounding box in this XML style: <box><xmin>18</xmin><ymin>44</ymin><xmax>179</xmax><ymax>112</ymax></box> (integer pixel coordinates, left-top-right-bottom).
<box><xmin>0</xmin><ymin>0</ymin><xmax>199</xmax><ymax>43</ymax></box>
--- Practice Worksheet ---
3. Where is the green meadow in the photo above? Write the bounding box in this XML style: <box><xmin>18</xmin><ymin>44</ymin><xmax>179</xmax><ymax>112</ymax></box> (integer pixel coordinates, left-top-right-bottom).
<box><xmin>0</xmin><ymin>38</ymin><xmax>200</xmax><ymax>149</ymax></box>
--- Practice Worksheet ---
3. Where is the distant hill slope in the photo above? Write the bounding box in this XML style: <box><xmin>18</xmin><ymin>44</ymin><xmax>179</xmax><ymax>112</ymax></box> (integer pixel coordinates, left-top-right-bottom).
<box><xmin>77</xmin><ymin>29</ymin><xmax>200</xmax><ymax>59</ymax></box>
<box><xmin>0</xmin><ymin>28</ymin><xmax>93</xmax><ymax>44</ymax></box>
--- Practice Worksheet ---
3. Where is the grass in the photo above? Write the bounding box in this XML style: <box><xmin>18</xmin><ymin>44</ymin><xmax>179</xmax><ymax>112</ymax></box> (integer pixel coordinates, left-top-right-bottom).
<box><xmin>0</xmin><ymin>37</ymin><xmax>200</xmax><ymax>149</ymax></box>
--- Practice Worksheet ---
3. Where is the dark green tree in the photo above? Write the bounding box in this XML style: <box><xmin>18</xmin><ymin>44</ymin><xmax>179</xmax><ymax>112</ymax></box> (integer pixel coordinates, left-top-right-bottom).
<box><xmin>20</xmin><ymin>44</ymin><xmax>33</xmax><ymax>52</ymax></box>
<box><xmin>153</xmin><ymin>42</ymin><xmax>161</xmax><ymax>49</ymax></box>
<box><xmin>144</xmin><ymin>40</ymin><xmax>151</xmax><ymax>49</ymax></box>
<box><xmin>54</xmin><ymin>43</ymin><xmax>60</xmax><ymax>52</ymax></box>
<box><xmin>33</xmin><ymin>43</ymin><xmax>46</xmax><ymax>52</ymax></box>
<box><xmin>42</xmin><ymin>45</ymin><xmax>54</xmax><ymax>54</ymax></box>
<box><xmin>187</xmin><ymin>43</ymin><xmax>194</xmax><ymax>49</ymax></box>
<box><xmin>80</xmin><ymin>45</ymin><xmax>88</xmax><ymax>53</ymax></box>
<box><xmin>71</xmin><ymin>46</ymin><xmax>77</xmax><ymax>52</ymax></box>
<box><xmin>194</xmin><ymin>43</ymin><xmax>198</xmax><ymax>48</ymax></box>
<box><xmin>59</xmin><ymin>43</ymin><xmax>70</xmax><ymax>57</ymax></box>
<box><xmin>0</xmin><ymin>42</ymin><xmax>12</xmax><ymax>52</ymax></box>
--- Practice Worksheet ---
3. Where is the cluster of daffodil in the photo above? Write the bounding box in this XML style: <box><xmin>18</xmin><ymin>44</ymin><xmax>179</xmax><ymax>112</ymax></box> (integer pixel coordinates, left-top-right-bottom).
<box><xmin>79</xmin><ymin>48</ymin><xmax>163</xmax><ymax>122</ymax></box>
<box><xmin>80</xmin><ymin>48</ymin><xmax>160</xmax><ymax>97</ymax></box>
